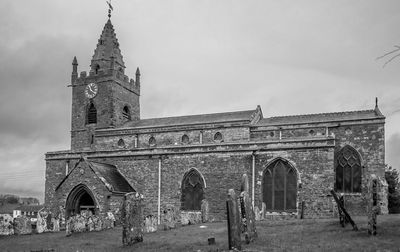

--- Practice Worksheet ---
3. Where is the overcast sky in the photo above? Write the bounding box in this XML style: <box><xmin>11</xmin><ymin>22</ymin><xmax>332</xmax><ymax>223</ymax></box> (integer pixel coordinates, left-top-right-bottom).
<box><xmin>1</xmin><ymin>0</ymin><xmax>400</xmax><ymax>202</ymax></box>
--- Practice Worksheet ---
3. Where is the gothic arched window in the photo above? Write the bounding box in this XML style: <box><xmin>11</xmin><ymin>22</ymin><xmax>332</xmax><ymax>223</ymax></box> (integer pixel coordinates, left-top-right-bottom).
<box><xmin>181</xmin><ymin>169</ymin><xmax>205</xmax><ymax>211</ymax></box>
<box><xmin>87</xmin><ymin>103</ymin><xmax>97</xmax><ymax>124</ymax></box>
<box><xmin>335</xmin><ymin>145</ymin><xmax>362</xmax><ymax>193</ymax></box>
<box><xmin>263</xmin><ymin>159</ymin><xmax>297</xmax><ymax>212</ymax></box>
<box><xmin>122</xmin><ymin>106</ymin><xmax>131</xmax><ymax>120</ymax></box>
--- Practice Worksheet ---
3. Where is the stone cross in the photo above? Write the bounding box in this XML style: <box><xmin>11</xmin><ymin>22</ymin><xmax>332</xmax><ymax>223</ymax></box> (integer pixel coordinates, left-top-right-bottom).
<box><xmin>122</xmin><ymin>192</ymin><xmax>144</xmax><ymax>246</ymax></box>
<box><xmin>226</xmin><ymin>189</ymin><xmax>241</xmax><ymax>251</ymax></box>
<box><xmin>239</xmin><ymin>174</ymin><xmax>257</xmax><ymax>243</ymax></box>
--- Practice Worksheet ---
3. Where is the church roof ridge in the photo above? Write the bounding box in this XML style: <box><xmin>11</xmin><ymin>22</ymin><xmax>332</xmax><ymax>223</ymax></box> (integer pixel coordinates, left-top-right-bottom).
<box><xmin>121</xmin><ymin>109</ymin><xmax>257</xmax><ymax>129</ymax></box>
<box><xmin>258</xmin><ymin>108</ymin><xmax>385</xmax><ymax>126</ymax></box>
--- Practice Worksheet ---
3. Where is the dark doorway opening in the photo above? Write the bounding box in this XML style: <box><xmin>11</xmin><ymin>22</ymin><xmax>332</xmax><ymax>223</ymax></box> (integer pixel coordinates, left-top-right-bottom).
<box><xmin>65</xmin><ymin>184</ymin><xmax>97</xmax><ymax>218</ymax></box>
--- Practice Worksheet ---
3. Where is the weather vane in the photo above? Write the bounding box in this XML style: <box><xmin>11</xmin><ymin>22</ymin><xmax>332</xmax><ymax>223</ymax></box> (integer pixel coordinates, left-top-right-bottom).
<box><xmin>106</xmin><ymin>0</ymin><xmax>113</xmax><ymax>19</ymax></box>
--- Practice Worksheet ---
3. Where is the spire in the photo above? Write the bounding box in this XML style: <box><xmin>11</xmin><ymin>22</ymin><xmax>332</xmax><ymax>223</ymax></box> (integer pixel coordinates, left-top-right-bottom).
<box><xmin>90</xmin><ymin>18</ymin><xmax>125</xmax><ymax>73</ymax></box>
<box><xmin>71</xmin><ymin>56</ymin><xmax>78</xmax><ymax>84</ymax></box>
<box><xmin>135</xmin><ymin>67</ymin><xmax>141</xmax><ymax>85</ymax></box>
<box><xmin>374</xmin><ymin>97</ymin><xmax>384</xmax><ymax>117</ymax></box>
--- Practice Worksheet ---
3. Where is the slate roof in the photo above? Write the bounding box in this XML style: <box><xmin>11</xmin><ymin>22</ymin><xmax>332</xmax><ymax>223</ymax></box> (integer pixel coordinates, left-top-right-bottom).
<box><xmin>123</xmin><ymin>109</ymin><xmax>256</xmax><ymax>128</ymax></box>
<box><xmin>256</xmin><ymin>109</ymin><xmax>385</xmax><ymax>126</ymax></box>
<box><xmin>88</xmin><ymin>161</ymin><xmax>134</xmax><ymax>193</ymax></box>
<box><xmin>55</xmin><ymin>158</ymin><xmax>134</xmax><ymax>193</ymax></box>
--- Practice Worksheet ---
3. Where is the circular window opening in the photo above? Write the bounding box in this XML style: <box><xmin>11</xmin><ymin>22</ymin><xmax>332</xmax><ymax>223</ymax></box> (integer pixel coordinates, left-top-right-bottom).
<box><xmin>182</xmin><ymin>134</ymin><xmax>189</xmax><ymax>144</ymax></box>
<box><xmin>118</xmin><ymin>139</ymin><xmax>125</xmax><ymax>148</ymax></box>
<box><xmin>149</xmin><ymin>136</ymin><xmax>156</xmax><ymax>147</ymax></box>
<box><xmin>214</xmin><ymin>132</ymin><xmax>223</xmax><ymax>142</ymax></box>
<box><xmin>269</xmin><ymin>131</ymin><xmax>275</xmax><ymax>137</ymax></box>
<box><xmin>309</xmin><ymin>129</ymin><xmax>315</xmax><ymax>136</ymax></box>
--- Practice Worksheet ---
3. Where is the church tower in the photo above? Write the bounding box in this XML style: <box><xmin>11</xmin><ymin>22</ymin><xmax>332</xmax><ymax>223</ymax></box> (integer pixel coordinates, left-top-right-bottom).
<box><xmin>70</xmin><ymin>16</ymin><xmax>140</xmax><ymax>151</ymax></box>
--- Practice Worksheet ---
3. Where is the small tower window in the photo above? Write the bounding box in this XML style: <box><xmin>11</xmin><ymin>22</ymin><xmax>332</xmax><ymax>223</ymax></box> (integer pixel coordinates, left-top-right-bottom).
<box><xmin>95</xmin><ymin>64</ymin><xmax>100</xmax><ymax>74</ymax></box>
<box><xmin>87</xmin><ymin>103</ymin><xmax>97</xmax><ymax>124</ymax></box>
<box><xmin>149</xmin><ymin>136</ymin><xmax>156</xmax><ymax>147</ymax></box>
<box><xmin>182</xmin><ymin>134</ymin><xmax>189</xmax><ymax>144</ymax></box>
<box><xmin>214</xmin><ymin>132</ymin><xmax>223</xmax><ymax>142</ymax></box>
<box><xmin>309</xmin><ymin>129</ymin><xmax>315</xmax><ymax>136</ymax></box>
<box><xmin>122</xmin><ymin>106</ymin><xmax>131</xmax><ymax>120</ymax></box>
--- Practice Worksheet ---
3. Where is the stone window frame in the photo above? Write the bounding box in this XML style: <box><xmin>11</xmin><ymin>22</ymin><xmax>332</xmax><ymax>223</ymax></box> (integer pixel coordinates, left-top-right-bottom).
<box><xmin>181</xmin><ymin>134</ymin><xmax>189</xmax><ymax>144</ymax></box>
<box><xmin>149</xmin><ymin>136</ymin><xmax>156</xmax><ymax>147</ymax></box>
<box><xmin>213</xmin><ymin>132</ymin><xmax>223</xmax><ymax>142</ymax></box>
<box><xmin>122</xmin><ymin>105</ymin><xmax>131</xmax><ymax>120</ymax></box>
<box><xmin>86</xmin><ymin>102</ymin><xmax>97</xmax><ymax>124</ymax></box>
<box><xmin>180</xmin><ymin>168</ymin><xmax>206</xmax><ymax>211</ymax></box>
<box><xmin>262</xmin><ymin>158</ymin><xmax>298</xmax><ymax>212</ymax></box>
<box><xmin>335</xmin><ymin>145</ymin><xmax>362</xmax><ymax>194</ymax></box>
<box><xmin>117</xmin><ymin>138</ymin><xmax>125</xmax><ymax>148</ymax></box>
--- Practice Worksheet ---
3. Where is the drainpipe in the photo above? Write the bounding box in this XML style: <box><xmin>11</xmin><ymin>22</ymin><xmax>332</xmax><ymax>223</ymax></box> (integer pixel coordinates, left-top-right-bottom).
<box><xmin>252</xmin><ymin>152</ymin><xmax>256</xmax><ymax>209</ymax></box>
<box><xmin>158</xmin><ymin>158</ymin><xmax>162</xmax><ymax>225</ymax></box>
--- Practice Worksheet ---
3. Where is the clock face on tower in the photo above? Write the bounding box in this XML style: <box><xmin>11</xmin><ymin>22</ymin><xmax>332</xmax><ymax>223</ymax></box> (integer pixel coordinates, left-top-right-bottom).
<box><xmin>85</xmin><ymin>83</ymin><xmax>98</xmax><ymax>99</ymax></box>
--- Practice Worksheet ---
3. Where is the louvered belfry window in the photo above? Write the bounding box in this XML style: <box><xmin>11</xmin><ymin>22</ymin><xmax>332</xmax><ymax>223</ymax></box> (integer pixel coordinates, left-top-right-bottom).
<box><xmin>263</xmin><ymin>159</ymin><xmax>297</xmax><ymax>212</ymax></box>
<box><xmin>335</xmin><ymin>145</ymin><xmax>361</xmax><ymax>193</ymax></box>
<box><xmin>122</xmin><ymin>106</ymin><xmax>131</xmax><ymax>120</ymax></box>
<box><xmin>87</xmin><ymin>103</ymin><xmax>97</xmax><ymax>124</ymax></box>
<box><xmin>181</xmin><ymin>169</ymin><xmax>204</xmax><ymax>211</ymax></box>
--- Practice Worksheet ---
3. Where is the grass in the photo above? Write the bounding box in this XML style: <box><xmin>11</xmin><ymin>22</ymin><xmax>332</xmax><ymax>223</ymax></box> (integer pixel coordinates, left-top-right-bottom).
<box><xmin>1</xmin><ymin>214</ymin><xmax>400</xmax><ymax>252</ymax></box>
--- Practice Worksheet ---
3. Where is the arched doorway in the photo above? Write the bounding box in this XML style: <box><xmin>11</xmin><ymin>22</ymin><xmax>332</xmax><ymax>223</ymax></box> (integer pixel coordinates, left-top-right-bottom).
<box><xmin>65</xmin><ymin>184</ymin><xmax>97</xmax><ymax>218</ymax></box>
<box><xmin>263</xmin><ymin>158</ymin><xmax>297</xmax><ymax>212</ymax></box>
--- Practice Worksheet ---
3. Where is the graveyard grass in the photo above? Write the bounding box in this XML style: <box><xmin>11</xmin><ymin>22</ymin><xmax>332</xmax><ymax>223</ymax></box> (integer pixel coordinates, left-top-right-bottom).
<box><xmin>1</xmin><ymin>214</ymin><xmax>400</xmax><ymax>252</ymax></box>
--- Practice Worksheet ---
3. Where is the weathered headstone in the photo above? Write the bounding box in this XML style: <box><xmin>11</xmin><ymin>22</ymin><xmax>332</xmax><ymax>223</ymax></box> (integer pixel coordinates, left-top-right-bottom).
<box><xmin>122</xmin><ymin>192</ymin><xmax>144</xmax><ymax>246</ymax></box>
<box><xmin>226</xmin><ymin>189</ymin><xmax>241</xmax><ymax>251</ymax></box>
<box><xmin>201</xmin><ymin>199</ymin><xmax>209</xmax><ymax>223</ymax></box>
<box><xmin>254</xmin><ymin>206</ymin><xmax>261</xmax><ymax>221</ymax></box>
<box><xmin>46</xmin><ymin>212</ymin><xmax>54</xmax><ymax>231</ymax></box>
<box><xmin>0</xmin><ymin>214</ymin><xmax>14</xmax><ymax>236</ymax></box>
<box><xmin>52</xmin><ymin>217</ymin><xmax>60</xmax><ymax>232</ymax></box>
<box><xmin>239</xmin><ymin>174</ymin><xmax>257</xmax><ymax>243</ymax></box>
<box><xmin>367</xmin><ymin>174</ymin><xmax>380</xmax><ymax>235</ymax></box>
<box><xmin>261</xmin><ymin>202</ymin><xmax>266</xmax><ymax>220</ymax></box>
<box><xmin>162</xmin><ymin>204</ymin><xmax>180</xmax><ymax>229</ymax></box>
<box><xmin>144</xmin><ymin>215</ymin><xmax>157</xmax><ymax>233</ymax></box>
<box><xmin>181</xmin><ymin>211</ymin><xmax>201</xmax><ymax>226</ymax></box>
<box><xmin>37</xmin><ymin>208</ymin><xmax>48</xmax><ymax>233</ymax></box>
<box><xmin>13</xmin><ymin>215</ymin><xmax>32</xmax><ymax>235</ymax></box>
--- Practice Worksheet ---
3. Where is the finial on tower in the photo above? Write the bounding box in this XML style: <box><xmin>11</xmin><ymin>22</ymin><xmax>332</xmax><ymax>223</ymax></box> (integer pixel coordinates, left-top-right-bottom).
<box><xmin>106</xmin><ymin>0</ymin><xmax>113</xmax><ymax>19</ymax></box>
<box><xmin>375</xmin><ymin>97</ymin><xmax>378</xmax><ymax>109</ymax></box>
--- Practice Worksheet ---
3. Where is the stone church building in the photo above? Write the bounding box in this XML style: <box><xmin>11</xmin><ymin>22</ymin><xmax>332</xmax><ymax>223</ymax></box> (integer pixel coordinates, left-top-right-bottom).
<box><xmin>44</xmin><ymin>16</ymin><xmax>386</xmax><ymax>223</ymax></box>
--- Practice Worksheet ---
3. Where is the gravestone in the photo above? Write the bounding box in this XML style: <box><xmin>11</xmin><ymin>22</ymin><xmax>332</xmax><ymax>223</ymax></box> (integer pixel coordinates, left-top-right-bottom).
<box><xmin>261</xmin><ymin>202</ymin><xmax>266</xmax><ymax>220</ymax></box>
<box><xmin>37</xmin><ymin>208</ymin><xmax>48</xmax><ymax>233</ymax></box>
<box><xmin>14</xmin><ymin>215</ymin><xmax>32</xmax><ymax>235</ymax></box>
<box><xmin>144</xmin><ymin>215</ymin><xmax>157</xmax><ymax>233</ymax></box>
<box><xmin>0</xmin><ymin>214</ymin><xmax>14</xmax><ymax>235</ymax></box>
<box><xmin>52</xmin><ymin>217</ymin><xmax>60</xmax><ymax>232</ymax></box>
<box><xmin>122</xmin><ymin>192</ymin><xmax>144</xmax><ymax>246</ymax></box>
<box><xmin>201</xmin><ymin>199</ymin><xmax>209</xmax><ymax>223</ymax></box>
<box><xmin>163</xmin><ymin>204</ymin><xmax>180</xmax><ymax>228</ymax></box>
<box><xmin>226</xmin><ymin>189</ymin><xmax>241</xmax><ymax>251</ymax></box>
<box><xmin>254</xmin><ymin>206</ymin><xmax>261</xmax><ymax>221</ymax></box>
<box><xmin>367</xmin><ymin>174</ymin><xmax>380</xmax><ymax>235</ymax></box>
<box><xmin>239</xmin><ymin>174</ymin><xmax>257</xmax><ymax>243</ymax></box>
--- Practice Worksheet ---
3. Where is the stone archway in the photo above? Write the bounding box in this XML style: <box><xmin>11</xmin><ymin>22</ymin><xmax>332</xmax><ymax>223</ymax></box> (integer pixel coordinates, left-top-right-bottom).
<box><xmin>65</xmin><ymin>184</ymin><xmax>97</xmax><ymax>218</ymax></box>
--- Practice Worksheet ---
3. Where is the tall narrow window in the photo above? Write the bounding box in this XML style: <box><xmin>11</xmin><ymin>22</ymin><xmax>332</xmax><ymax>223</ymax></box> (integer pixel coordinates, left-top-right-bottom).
<box><xmin>122</xmin><ymin>106</ymin><xmax>131</xmax><ymax>120</ymax></box>
<box><xmin>149</xmin><ymin>136</ymin><xmax>156</xmax><ymax>147</ymax></box>
<box><xmin>263</xmin><ymin>159</ymin><xmax>297</xmax><ymax>212</ymax></box>
<box><xmin>182</xmin><ymin>134</ymin><xmax>189</xmax><ymax>144</ymax></box>
<box><xmin>87</xmin><ymin>103</ymin><xmax>97</xmax><ymax>124</ymax></box>
<box><xmin>214</xmin><ymin>132</ymin><xmax>223</xmax><ymax>142</ymax></box>
<box><xmin>181</xmin><ymin>169</ymin><xmax>205</xmax><ymax>211</ymax></box>
<box><xmin>335</xmin><ymin>145</ymin><xmax>362</xmax><ymax>193</ymax></box>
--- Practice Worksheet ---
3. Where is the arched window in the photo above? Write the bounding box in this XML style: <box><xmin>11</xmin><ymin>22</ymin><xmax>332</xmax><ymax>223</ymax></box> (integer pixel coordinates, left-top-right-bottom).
<box><xmin>149</xmin><ymin>136</ymin><xmax>156</xmax><ymax>147</ymax></box>
<box><xmin>182</xmin><ymin>134</ymin><xmax>189</xmax><ymax>144</ymax></box>
<box><xmin>181</xmin><ymin>169</ymin><xmax>205</xmax><ymax>211</ymax></box>
<box><xmin>122</xmin><ymin>106</ymin><xmax>131</xmax><ymax>120</ymax></box>
<box><xmin>335</xmin><ymin>145</ymin><xmax>361</xmax><ymax>193</ymax></box>
<box><xmin>263</xmin><ymin>158</ymin><xmax>297</xmax><ymax>212</ymax></box>
<box><xmin>118</xmin><ymin>139</ymin><xmax>125</xmax><ymax>148</ymax></box>
<box><xmin>214</xmin><ymin>132</ymin><xmax>223</xmax><ymax>142</ymax></box>
<box><xmin>95</xmin><ymin>64</ymin><xmax>100</xmax><ymax>74</ymax></box>
<box><xmin>87</xmin><ymin>103</ymin><xmax>97</xmax><ymax>124</ymax></box>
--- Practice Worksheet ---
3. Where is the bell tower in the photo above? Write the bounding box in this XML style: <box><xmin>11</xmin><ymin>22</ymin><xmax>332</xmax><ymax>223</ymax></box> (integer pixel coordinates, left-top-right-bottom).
<box><xmin>70</xmin><ymin>13</ymin><xmax>140</xmax><ymax>151</ymax></box>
